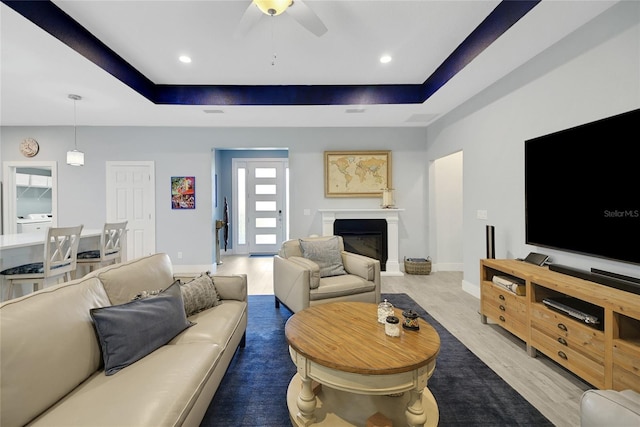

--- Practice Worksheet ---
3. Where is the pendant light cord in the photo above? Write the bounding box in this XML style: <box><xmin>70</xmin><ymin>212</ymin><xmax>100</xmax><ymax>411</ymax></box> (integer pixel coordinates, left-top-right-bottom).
<box><xmin>73</xmin><ymin>97</ymin><xmax>78</xmax><ymax>150</ymax></box>
<box><xmin>68</xmin><ymin>94</ymin><xmax>81</xmax><ymax>150</ymax></box>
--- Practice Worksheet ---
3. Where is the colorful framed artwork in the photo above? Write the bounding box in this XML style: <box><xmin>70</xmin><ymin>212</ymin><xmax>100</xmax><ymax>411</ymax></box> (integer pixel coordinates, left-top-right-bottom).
<box><xmin>324</xmin><ymin>150</ymin><xmax>392</xmax><ymax>197</ymax></box>
<box><xmin>171</xmin><ymin>176</ymin><xmax>195</xmax><ymax>209</ymax></box>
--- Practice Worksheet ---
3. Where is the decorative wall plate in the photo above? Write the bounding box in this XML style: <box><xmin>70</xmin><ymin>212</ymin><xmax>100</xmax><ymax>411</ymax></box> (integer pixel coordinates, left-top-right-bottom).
<box><xmin>20</xmin><ymin>138</ymin><xmax>39</xmax><ymax>157</ymax></box>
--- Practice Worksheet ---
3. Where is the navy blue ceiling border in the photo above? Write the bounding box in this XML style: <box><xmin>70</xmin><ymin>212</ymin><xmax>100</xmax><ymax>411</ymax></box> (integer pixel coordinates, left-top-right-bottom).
<box><xmin>2</xmin><ymin>0</ymin><xmax>156</xmax><ymax>101</ymax></box>
<box><xmin>3</xmin><ymin>0</ymin><xmax>540</xmax><ymax>106</ymax></box>
<box><xmin>421</xmin><ymin>0</ymin><xmax>540</xmax><ymax>100</ymax></box>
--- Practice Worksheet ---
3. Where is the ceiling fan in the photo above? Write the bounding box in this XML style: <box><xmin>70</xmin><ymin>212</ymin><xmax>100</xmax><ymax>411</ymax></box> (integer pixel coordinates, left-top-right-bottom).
<box><xmin>235</xmin><ymin>0</ymin><xmax>328</xmax><ymax>38</ymax></box>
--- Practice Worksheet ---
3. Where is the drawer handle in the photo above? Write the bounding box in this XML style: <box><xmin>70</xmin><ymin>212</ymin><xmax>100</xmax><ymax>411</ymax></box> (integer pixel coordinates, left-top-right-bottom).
<box><xmin>557</xmin><ymin>323</ymin><xmax>567</xmax><ymax>331</ymax></box>
<box><xmin>499</xmin><ymin>315</ymin><xmax>505</xmax><ymax>322</ymax></box>
<box><xmin>499</xmin><ymin>295</ymin><xmax>506</xmax><ymax>301</ymax></box>
<box><xmin>499</xmin><ymin>305</ymin><xmax>506</xmax><ymax>311</ymax></box>
<box><xmin>558</xmin><ymin>351</ymin><xmax>567</xmax><ymax>360</ymax></box>
<box><xmin>557</xmin><ymin>337</ymin><xmax>568</xmax><ymax>346</ymax></box>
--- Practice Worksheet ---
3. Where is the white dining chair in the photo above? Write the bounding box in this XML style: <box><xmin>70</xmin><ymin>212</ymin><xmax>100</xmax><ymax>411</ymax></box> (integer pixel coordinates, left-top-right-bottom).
<box><xmin>76</xmin><ymin>221</ymin><xmax>127</xmax><ymax>274</ymax></box>
<box><xmin>0</xmin><ymin>225</ymin><xmax>84</xmax><ymax>300</ymax></box>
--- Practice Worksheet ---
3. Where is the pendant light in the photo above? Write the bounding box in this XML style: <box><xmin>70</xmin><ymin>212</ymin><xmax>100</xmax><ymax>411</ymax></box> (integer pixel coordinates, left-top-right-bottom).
<box><xmin>66</xmin><ymin>94</ymin><xmax>84</xmax><ymax>166</ymax></box>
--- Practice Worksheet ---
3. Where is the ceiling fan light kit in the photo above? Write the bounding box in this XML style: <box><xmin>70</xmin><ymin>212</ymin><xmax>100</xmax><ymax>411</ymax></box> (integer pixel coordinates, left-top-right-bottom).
<box><xmin>236</xmin><ymin>0</ymin><xmax>327</xmax><ymax>39</ymax></box>
<box><xmin>254</xmin><ymin>0</ymin><xmax>292</xmax><ymax>16</ymax></box>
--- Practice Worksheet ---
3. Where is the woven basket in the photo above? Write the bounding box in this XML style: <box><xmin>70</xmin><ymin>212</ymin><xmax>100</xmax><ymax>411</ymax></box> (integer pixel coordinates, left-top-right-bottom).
<box><xmin>404</xmin><ymin>257</ymin><xmax>432</xmax><ymax>275</ymax></box>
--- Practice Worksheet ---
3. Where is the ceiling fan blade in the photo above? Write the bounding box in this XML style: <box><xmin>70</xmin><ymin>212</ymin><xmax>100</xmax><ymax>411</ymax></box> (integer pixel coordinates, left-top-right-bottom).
<box><xmin>287</xmin><ymin>0</ymin><xmax>327</xmax><ymax>37</ymax></box>
<box><xmin>234</xmin><ymin>2</ymin><xmax>263</xmax><ymax>39</ymax></box>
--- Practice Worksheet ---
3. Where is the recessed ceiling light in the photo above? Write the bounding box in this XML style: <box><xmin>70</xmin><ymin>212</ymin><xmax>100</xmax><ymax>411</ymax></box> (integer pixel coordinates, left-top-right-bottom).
<box><xmin>179</xmin><ymin>55</ymin><xmax>192</xmax><ymax>64</ymax></box>
<box><xmin>380</xmin><ymin>55</ymin><xmax>392</xmax><ymax>64</ymax></box>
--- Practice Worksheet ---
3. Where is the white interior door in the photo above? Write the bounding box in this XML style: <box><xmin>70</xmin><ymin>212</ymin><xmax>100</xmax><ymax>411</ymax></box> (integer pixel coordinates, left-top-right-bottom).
<box><xmin>106</xmin><ymin>161</ymin><xmax>155</xmax><ymax>260</ymax></box>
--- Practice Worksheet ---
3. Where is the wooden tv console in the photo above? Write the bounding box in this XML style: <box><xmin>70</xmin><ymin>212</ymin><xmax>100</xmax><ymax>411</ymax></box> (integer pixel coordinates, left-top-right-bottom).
<box><xmin>480</xmin><ymin>259</ymin><xmax>640</xmax><ymax>392</ymax></box>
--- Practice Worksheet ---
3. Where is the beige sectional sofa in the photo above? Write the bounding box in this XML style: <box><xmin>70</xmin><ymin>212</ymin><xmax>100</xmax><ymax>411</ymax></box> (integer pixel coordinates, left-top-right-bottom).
<box><xmin>0</xmin><ymin>253</ymin><xmax>248</xmax><ymax>427</ymax></box>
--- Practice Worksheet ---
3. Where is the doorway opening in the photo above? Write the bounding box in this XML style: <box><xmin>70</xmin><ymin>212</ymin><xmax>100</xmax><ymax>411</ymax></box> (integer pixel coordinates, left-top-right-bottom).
<box><xmin>430</xmin><ymin>150</ymin><xmax>463</xmax><ymax>272</ymax></box>
<box><xmin>2</xmin><ymin>161</ymin><xmax>58</xmax><ymax>235</ymax></box>
<box><xmin>232</xmin><ymin>158</ymin><xmax>289</xmax><ymax>255</ymax></box>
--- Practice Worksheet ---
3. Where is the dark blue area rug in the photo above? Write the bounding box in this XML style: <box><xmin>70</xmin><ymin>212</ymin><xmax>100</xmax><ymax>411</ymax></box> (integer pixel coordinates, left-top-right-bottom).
<box><xmin>200</xmin><ymin>293</ymin><xmax>552</xmax><ymax>426</ymax></box>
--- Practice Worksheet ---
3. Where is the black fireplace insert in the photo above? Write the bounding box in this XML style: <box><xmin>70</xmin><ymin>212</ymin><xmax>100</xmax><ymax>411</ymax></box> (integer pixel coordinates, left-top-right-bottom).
<box><xmin>333</xmin><ymin>219</ymin><xmax>387</xmax><ymax>271</ymax></box>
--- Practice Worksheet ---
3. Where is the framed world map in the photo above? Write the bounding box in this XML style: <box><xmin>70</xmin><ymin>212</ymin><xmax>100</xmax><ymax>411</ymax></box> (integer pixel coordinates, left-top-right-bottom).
<box><xmin>324</xmin><ymin>150</ymin><xmax>392</xmax><ymax>197</ymax></box>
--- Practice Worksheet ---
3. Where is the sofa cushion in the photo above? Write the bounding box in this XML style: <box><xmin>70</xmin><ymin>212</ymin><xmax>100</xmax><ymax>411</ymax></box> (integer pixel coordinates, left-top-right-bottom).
<box><xmin>95</xmin><ymin>253</ymin><xmax>175</xmax><ymax>305</ymax></box>
<box><xmin>300</xmin><ymin>236</ymin><xmax>347</xmax><ymax>277</ymax></box>
<box><xmin>171</xmin><ymin>300</ymin><xmax>248</xmax><ymax>347</ymax></box>
<box><xmin>310</xmin><ymin>274</ymin><xmax>376</xmax><ymax>301</ymax></box>
<box><xmin>90</xmin><ymin>281</ymin><xmax>193</xmax><ymax>375</ymax></box>
<box><xmin>180</xmin><ymin>272</ymin><xmax>220</xmax><ymax>316</ymax></box>
<box><xmin>0</xmin><ymin>277</ymin><xmax>110</xmax><ymax>427</ymax></box>
<box><xmin>27</xmin><ymin>343</ymin><xmax>222</xmax><ymax>427</ymax></box>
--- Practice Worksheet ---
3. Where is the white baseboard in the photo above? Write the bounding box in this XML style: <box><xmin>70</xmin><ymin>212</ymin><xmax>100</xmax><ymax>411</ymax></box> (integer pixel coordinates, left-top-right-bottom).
<box><xmin>434</xmin><ymin>262</ymin><xmax>463</xmax><ymax>272</ymax></box>
<box><xmin>462</xmin><ymin>279</ymin><xmax>480</xmax><ymax>299</ymax></box>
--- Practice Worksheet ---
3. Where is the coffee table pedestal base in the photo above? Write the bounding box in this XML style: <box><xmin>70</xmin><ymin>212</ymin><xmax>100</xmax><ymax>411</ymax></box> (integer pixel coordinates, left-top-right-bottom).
<box><xmin>287</xmin><ymin>374</ymin><xmax>439</xmax><ymax>427</ymax></box>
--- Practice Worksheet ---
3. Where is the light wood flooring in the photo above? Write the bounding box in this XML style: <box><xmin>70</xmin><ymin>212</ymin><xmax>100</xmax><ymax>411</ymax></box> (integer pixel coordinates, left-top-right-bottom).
<box><xmin>214</xmin><ymin>254</ymin><xmax>590</xmax><ymax>427</ymax></box>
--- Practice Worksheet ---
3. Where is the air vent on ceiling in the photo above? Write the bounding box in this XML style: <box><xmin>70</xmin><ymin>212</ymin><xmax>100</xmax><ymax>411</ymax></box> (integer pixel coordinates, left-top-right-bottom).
<box><xmin>203</xmin><ymin>109</ymin><xmax>224</xmax><ymax>114</ymax></box>
<box><xmin>345</xmin><ymin>108</ymin><xmax>366</xmax><ymax>114</ymax></box>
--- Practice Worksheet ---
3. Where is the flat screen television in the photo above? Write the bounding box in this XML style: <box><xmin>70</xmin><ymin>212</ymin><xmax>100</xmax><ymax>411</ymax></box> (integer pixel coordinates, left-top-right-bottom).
<box><xmin>525</xmin><ymin>108</ymin><xmax>640</xmax><ymax>266</ymax></box>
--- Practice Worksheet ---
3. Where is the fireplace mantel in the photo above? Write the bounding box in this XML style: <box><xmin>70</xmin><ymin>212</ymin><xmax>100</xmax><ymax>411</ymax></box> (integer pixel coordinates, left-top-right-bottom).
<box><xmin>319</xmin><ymin>209</ymin><xmax>404</xmax><ymax>276</ymax></box>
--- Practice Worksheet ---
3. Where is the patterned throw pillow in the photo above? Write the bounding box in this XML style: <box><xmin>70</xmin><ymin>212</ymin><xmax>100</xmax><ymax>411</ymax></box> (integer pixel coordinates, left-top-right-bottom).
<box><xmin>299</xmin><ymin>237</ymin><xmax>347</xmax><ymax>278</ymax></box>
<box><xmin>131</xmin><ymin>288</ymin><xmax>163</xmax><ymax>301</ymax></box>
<box><xmin>180</xmin><ymin>272</ymin><xmax>220</xmax><ymax>316</ymax></box>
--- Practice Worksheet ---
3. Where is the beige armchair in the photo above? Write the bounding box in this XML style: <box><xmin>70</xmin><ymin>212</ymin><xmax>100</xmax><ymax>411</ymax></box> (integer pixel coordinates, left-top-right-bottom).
<box><xmin>273</xmin><ymin>235</ymin><xmax>381</xmax><ymax>313</ymax></box>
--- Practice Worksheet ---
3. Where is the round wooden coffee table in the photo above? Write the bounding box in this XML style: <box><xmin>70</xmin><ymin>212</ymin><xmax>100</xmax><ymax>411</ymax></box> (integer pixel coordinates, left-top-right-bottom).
<box><xmin>285</xmin><ymin>301</ymin><xmax>440</xmax><ymax>427</ymax></box>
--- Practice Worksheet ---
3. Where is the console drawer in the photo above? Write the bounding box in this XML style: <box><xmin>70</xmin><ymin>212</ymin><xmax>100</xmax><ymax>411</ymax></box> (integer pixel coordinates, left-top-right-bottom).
<box><xmin>483</xmin><ymin>303</ymin><xmax>527</xmax><ymax>338</ymax></box>
<box><xmin>531</xmin><ymin>328</ymin><xmax>605</xmax><ymax>389</ymax></box>
<box><xmin>482</xmin><ymin>282</ymin><xmax>526</xmax><ymax>318</ymax></box>
<box><xmin>481</xmin><ymin>281</ymin><xmax>527</xmax><ymax>338</ymax></box>
<box><xmin>530</xmin><ymin>303</ymin><xmax>604</xmax><ymax>363</ymax></box>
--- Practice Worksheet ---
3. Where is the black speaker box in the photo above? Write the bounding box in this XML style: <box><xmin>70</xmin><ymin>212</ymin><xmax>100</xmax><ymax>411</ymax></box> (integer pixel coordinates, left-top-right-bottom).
<box><xmin>486</xmin><ymin>225</ymin><xmax>495</xmax><ymax>259</ymax></box>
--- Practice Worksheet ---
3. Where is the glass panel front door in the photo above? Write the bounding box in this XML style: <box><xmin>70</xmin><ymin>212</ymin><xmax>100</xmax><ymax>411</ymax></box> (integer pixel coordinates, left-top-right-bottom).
<box><xmin>247</xmin><ymin>161</ymin><xmax>286</xmax><ymax>254</ymax></box>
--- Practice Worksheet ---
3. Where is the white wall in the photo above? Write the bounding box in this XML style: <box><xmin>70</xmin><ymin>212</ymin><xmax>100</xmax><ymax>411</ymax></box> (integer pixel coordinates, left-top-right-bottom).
<box><xmin>1</xmin><ymin>126</ymin><xmax>429</xmax><ymax>267</ymax></box>
<box><xmin>426</xmin><ymin>1</ymin><xmax>640</xmax><ymax>296</ymax></box>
